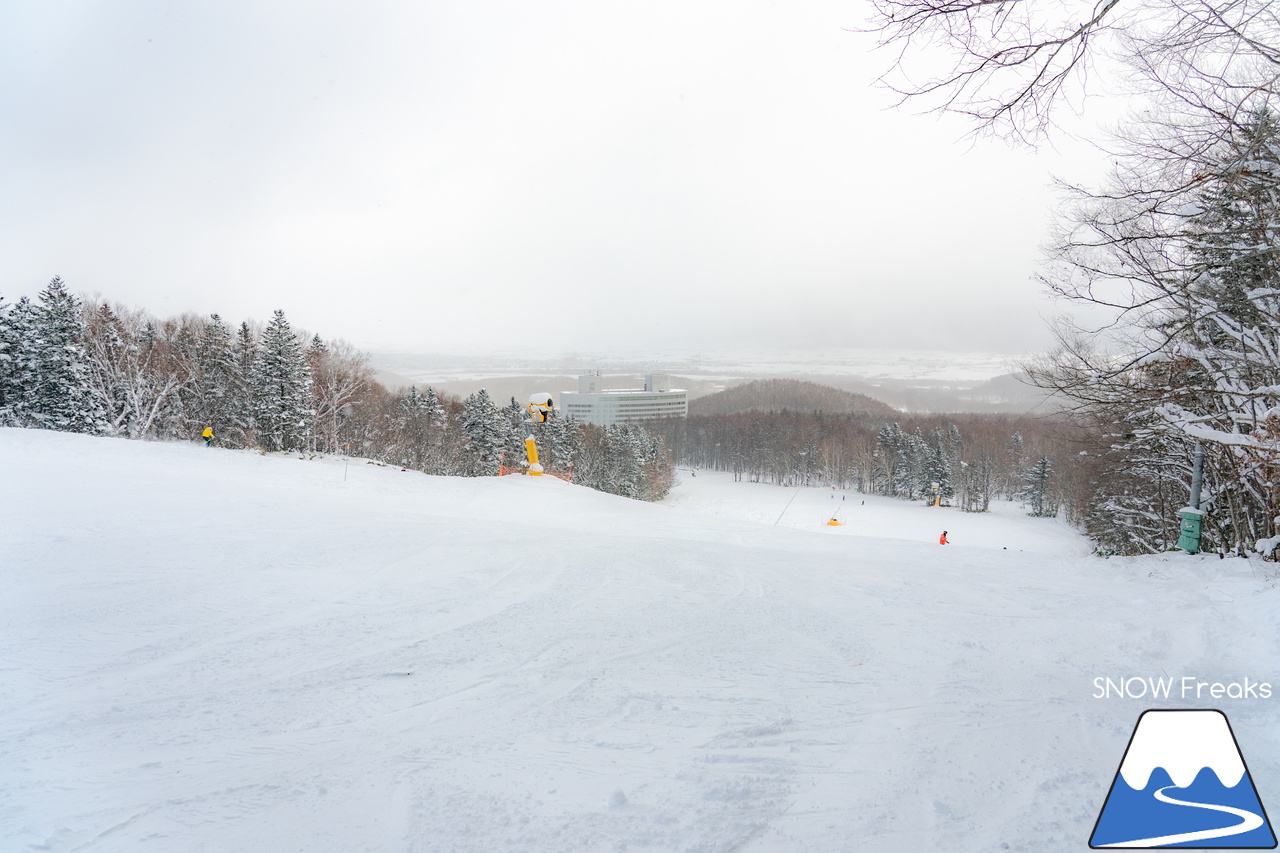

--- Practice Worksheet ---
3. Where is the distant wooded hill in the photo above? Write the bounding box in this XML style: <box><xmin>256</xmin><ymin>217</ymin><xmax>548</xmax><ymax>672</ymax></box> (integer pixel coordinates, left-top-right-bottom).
<box><xmin>689</xmin><ymin>379</ymin><xmax>899</xmax><ymax>419</ymax></box>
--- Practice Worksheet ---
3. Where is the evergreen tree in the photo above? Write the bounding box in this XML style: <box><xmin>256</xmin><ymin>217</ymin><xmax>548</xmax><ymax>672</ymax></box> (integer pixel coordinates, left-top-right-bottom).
<box><xmin>395</xmin><ymin>385</ymin><xmax>427</xmax><ymax>468</ymax></box>
<box><xmin>416</xmin><ymin>386</ymin><xmax>451</xmax><ymax>475</ymax></box>
<box><xmin>17</xmin><ymin>278</ymin><xmax>106</xmax><ymax>433</ymax></box>
<box><xmin>249</xmin><ymin>310</ymin><xmax>312</xmax><ymax>452</ymax></box>
<box><xmin>1003</xmin><ymin>432</ymin><xmax>1028</xmax><ymax>501</ymax></box>
<box><xmin>460</xmin><ymin>389</ymin><xmax>505</xmax><ymax>475</ymax></box>
<box><xmin>1023</xmin><ymin>455</ymin><xmax>1057</xmax><ymax>517</ymax></box>
<box><xmin>1037</xmin><ymin>108</ymin><xmax>1280</xmax><ymax>554</ymax></box>
<box><xmin>873</xmin><ymin>422</ymin><xmax>903</xmax><ymax>495</ymax></box>
<box><xmin>306</xmin><ymin>334</ymin><xmax>327</xmax><ymax>369</ymax></box>
<box><xmin>395</xmin><ymin>385</ymin><xmax>449</xmax><ymax>471</ymax></box>
<box><xmin>500</xmin><ymin>396</ymin><xmax>529</xmax><ymax>467</ymax></box>
<box><xmin>186</xmin><ymin>314</ymin><xmax>240</xmax><ymax>444</ymax></box>
<box><xmin>304</xmin><ymin>335</ymin><xmax>328</xmax><ymax>453</ymax></box>
<box><xmin>1168</xmin><ymin>108</ymin><xmax>1280</xmax><ymax>552</ymax></box>
<box><xmin>421</xmin><ymin>386</ymin><xmax>446</xmax><ymax>424</ymax></box>
<box><xmin>231</xmin><ymin>321</ymin><xmax>258</xmax><ymax>444</ymax></box>
<box><xmin>919</xmin><ymin>429</ymin><xmax>954</xmax><ymax>502</ymax></box>
<box><xmin>1083</xmin><ymin>435</ymin><xmax>1187</xmax><ymax>554</ymax></box>
<box><xmin>894</xmin><ymin>430</ymin><xmax>928</xmax><ymax>499</ymax></box>
<box><xmin>943</xmin><ymin>424</ymin><xmax>964</xmax><ymax>494</ymax></box>
<box><xmin>0</xmin><ymin>297</ymin><xmax>36</xmax><ymax>425</ymax></box>
<box><xmin>2</xmin><ymin>296</ymin><xmax>40</xmax><ymax>428</ymax></box>
<box><xmin>601</xmin><ymin>424</ymin><xmax>643</xmax><ymax>497</ymax></box>
<box><xmin>1187</xmin><ymin>108</ymin><xmax>1280</xmax><ymax>344</ymax></box>
<box><xmin>635</xmin><ymin>427</ymin><xmax>674</xmax><ymax>500</ymax></box>
<box><xmin>0</xmin><ymin>295</ymin><xmax>15</xmax><ymax>415</ymax></box>
<box><xmin>540</xmin><ymin>409</ymin><xmax>580</xmax><ymax>473</ymax></box>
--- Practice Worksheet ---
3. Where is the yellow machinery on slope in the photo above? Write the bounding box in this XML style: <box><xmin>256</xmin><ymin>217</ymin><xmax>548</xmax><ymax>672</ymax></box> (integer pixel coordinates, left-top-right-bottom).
<box><xmin>525</xmin><ymin>393</ymin><xmax>553</xmax><ymax>476</ymax></box>
<box><xmin>498</xmin><ymin>393</ymin><xmax>572</xmax><ymax>482</ymax></box>
<box><xmin>527</xmin><ymin>392</ymin><xmax>553</xmax><ymax>423</ymax></box>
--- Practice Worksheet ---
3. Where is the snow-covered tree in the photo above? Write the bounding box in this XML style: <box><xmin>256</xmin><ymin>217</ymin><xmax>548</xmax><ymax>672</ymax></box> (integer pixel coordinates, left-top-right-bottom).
<box><xmin>538</xmin><ymin>409</ymin><xmax>580</xmax><ymax>474</ymax></box>
<box><xmin>393</xmin><ymin>386</ymin><xmax>427</xmax><ymax>469</ymax></box>
<box><xmin>1001</xmin><ymin>432</ymin><xmax>1028</xmax><ymax>501</ymax></box>
<box><xmin>461</xmin><ymin>389</ymin><xmax>505</xmax><ymax>475</ymax></box>
<box><xmin>1082</xmin><ymin>427</ymin><xmax>1189</xmax><ymax>554</ymax></box>
<box><xmin>500</xmin><ymin>396</ymin><xmax>529</xmax><ymax>467</ymax></box>
<box><xmin>0</xmin><ymin>297</ymin><xmax>38</xmax><ymax>427</ymax></box>
<box><xmin>919</xmin><ymin>429</ymin><xmax>954</xmax><ymax>502</ymax></box>
<box><xmin>9</xmin><ymin>278</ymin><xmax>106</xmax><ymax>433</ymax></box>
<box><xmin>565</xmin><ymin>423</ymin><xmax>671</xmax><ymax>499</ymax></box>
<box><xmin>308</xmin><ymin>336</ymin><xmax>372</xmax><ymax>455</ymax></box>
<box><xmin>957</xmin><ymin>451</ymin><xmax>994</xmax><ymax>513</ymax></box>
<box><xmin>420</xmin><ymin>386</ymin><xmax>446</xmax><ymax>423</ymax></box>
<box><xmin>249</xmin><ymin>310</ymin><xmax>312</xmax><ymax>452</ymax></box>
<box><xmin>229</xmin><ymin>321</ymin><xmax>258</xmax><ymax>443</ymax></box>
<box><xmin>82</xmin><ymin>302</ymin><xmax>194</xmax><ymax>439</ymax></box>
<box><xmin>894</xmin><ymin>430</ymin><xmax>928</xmax><ymax>499</ymax></box>
<box><xmin>635</xmin><ymin>428</ymin><xmax>674</xmax><ymax>501</ymax></box>
<box><xmin>1036</xmin><ymin>106</ymin><xmax>1280</xmax><ymax>553</ymax></box>
<box><xmin>181</xmin><ymin>314</ymin><xmax>242</xmax><ymax>445</ymax></box>
<box><xmin>1023</xmin><ymin>456</ymin><xmax>1057</xmax><ymax>518</ymax></box>
<box><xmin>604</xmin><ymin>425</ymin><xmax>643</xmax><ymax>497</ymax></box>
<box><xmin>0</xmin><ymin>295</ymin><xmax>9</xmax><ymax>410</ymax></box>
<box><xmin>872</xmin><ymin>422</ymin><xmax>903</xmax><ymax>495</ymax></box>
<box><xmin>392</xmin><ymin>385</ymin><xmax>451</xmax><ymax>472</ymax></box>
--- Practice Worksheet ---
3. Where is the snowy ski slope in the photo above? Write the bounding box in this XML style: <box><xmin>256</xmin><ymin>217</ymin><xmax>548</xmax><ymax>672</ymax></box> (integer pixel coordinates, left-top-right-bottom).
<box><xmin>3</xmin><ymin>428</ymin><xmax>1278</xmax><ymax>852</ymax></box>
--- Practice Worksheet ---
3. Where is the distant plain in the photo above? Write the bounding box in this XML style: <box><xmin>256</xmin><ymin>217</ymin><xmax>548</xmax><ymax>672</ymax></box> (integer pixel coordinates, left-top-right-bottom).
<box><xmin>366</xmin><ymin>347</ymin><xmax>1050</xmax><ymax>414</ymax></box>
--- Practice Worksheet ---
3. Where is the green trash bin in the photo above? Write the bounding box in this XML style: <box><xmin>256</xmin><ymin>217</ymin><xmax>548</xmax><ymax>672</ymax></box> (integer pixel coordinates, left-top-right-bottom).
<box><xmin>1177</xmin><ymin>508</ymin><xmax>1204</xmax><ymax>554</ymax></box>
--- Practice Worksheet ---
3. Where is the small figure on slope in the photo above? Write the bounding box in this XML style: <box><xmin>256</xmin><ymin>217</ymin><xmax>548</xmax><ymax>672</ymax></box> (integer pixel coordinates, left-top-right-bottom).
<box><xmin>202</xmin><ymin>426</ymin><xmax>214</xmax><ymax>447</ymax></box>
<box><xmin>939</xmin><ymin>530</ymin><xmax>949</xmax><ymax>545</ymax></box>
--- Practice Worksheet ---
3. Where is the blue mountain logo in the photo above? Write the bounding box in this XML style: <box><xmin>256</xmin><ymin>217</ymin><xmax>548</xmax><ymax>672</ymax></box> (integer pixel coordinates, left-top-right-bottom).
<box><xmin>1091</xmin><ymin>710</ymin><xmax>1276</xmax><ymax>848</ymax></box>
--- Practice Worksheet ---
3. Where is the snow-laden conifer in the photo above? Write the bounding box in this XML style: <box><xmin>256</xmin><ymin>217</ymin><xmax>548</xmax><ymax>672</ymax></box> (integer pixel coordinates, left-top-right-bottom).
<box><xmin>1023</xmin><ymin>456</ymin><xmax>1057</xmax><ymax>517</ymax></box>
<box><xmin>603</xmin><ymin>425</ymin><xmax>643</xmax><ymax>497</ymax></box>
<box><xmin>1038</xmin><ymin>107</ymin><xmax>1280</xmax><ymax>552</ymax></box>
<box><xmin>919</xmin><ymin>430</ymin><xmax>954</xmax><ymax>502</ymax></box>
<box><xmin>500</xmin><ymin>396</ymin><xmax>528</xmax><ymax>467</ymax></box>
<box><xmin>249</xmin><ymin>310</ymin><xmax>312</xmax><ymax>452</ymax></box>
<box><xmin>461</xmin><ymin>389</ymin><xmax>505</xmax><ymax>475</ymax></box>
<box><xmin>421</xmin><ymin>386</ymin><xmax>445</xmax><ymax>422</ymax></box>
<box><xmin>182</xmin><ymin>314</ymin><xmax>241</xmax><ymax>445</ymax></box>
<box><xmin>15</xmin><ymin>278</ymin><xmax>106</xmax><ymax>433</ymax></box>
<box><xmin>0</xmin><ymin>297</ymin><xmax>37</xmax><ymax>425</ymax></box>
<box><xmin>0</xmin><ymin>294</ymin><xmax>12</xmax><ymax>414</ymax></box>
<box><xmin>230</xmin><ymin>321</ymin><xmax>258</xmax><ymax>443</ymax></box>
<box><xmin>539</xmin><ymin>409</ymin><xmax>580</xmax><ymax>473</ymax></box>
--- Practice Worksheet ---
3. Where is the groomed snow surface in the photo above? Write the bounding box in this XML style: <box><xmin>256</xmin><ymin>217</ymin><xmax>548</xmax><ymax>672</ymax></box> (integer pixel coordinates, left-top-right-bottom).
<box><xmin>4</xmin><ymin>428</ymin><xmax>1279</xmax><ymax>852</ymax></box>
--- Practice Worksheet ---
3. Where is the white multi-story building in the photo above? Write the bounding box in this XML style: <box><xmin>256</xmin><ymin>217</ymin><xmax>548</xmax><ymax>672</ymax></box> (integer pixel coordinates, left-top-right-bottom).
<box><xmin>560</xmin><ymin>373</ymin><xmax>688</xmax><ymax>426</ymax></box>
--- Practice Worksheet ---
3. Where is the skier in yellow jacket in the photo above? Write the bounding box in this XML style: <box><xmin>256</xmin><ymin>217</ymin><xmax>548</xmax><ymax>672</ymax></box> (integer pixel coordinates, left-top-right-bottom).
<box><xmin>201</xmin><ymin>427</ymin><xmax>213</xmax><ymax>447</ymax></box>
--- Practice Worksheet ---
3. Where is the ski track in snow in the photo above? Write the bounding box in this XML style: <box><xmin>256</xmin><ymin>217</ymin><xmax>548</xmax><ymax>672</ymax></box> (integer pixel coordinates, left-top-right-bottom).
<box><xmin>2</xmin><ymin>429</ymin><xmax>1279</xmax><ymax>852</ymax></box>
<box><xmin>1100</xmin><ymin>785</ymin><xmax>1264</xmax><ymax>847</ymax></box>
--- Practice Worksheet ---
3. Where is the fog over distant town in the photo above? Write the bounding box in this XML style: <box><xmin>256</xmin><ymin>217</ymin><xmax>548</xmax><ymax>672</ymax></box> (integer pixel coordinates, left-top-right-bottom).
<box><xmin>1</xmin><ymin>1</ymin><xmax>1109</xmax><ymax>357</ymax></box>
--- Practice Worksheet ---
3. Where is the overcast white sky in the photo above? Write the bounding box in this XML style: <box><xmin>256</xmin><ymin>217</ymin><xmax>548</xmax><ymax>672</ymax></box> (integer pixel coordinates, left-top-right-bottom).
<box><xmin>1</xmin><ymin>1</ymin><xmax>1112</xmax><ymax>355</ymax></box>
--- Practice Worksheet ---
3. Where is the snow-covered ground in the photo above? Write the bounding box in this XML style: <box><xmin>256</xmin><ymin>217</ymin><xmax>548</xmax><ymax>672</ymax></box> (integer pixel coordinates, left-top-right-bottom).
<box><xmin>663</xmin><ymin>469</ymin><xmax>1090</xmax><ymax>557</ymax></box>
<box><xmin>4</xmin><ymin>428</ymin><xmax>1279</xmax><ymax>852</ymax></box>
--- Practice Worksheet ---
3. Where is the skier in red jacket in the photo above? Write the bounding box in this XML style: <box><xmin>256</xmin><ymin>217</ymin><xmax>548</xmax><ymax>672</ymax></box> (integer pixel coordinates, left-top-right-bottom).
<box><xmin>939</xmin><ymin>531</ymin><xmax>949</xmax><ymax>545</ymax></box>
